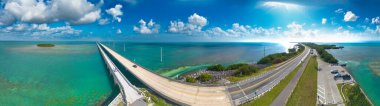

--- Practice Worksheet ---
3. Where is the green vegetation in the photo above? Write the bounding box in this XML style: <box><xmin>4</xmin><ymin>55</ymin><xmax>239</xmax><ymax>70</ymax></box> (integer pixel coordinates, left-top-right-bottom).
<box><xmin>242</xmin><ymin>60</ymin><xmax>303</xmax><ymax>106</ymax></box>
<box><xmin>227</xmin><ymin>65</ymin><xmax>276</xmax><ymax>82</ymax></box>
<box><xmin>233</xmin><ymin>65</ymin><xmax>259</xmax><ymax>77</ymax></box>
<box><xmin>196</xmin><ymin>74</ymin><xmax>213</xmax><ymax>82</ymax></box>
<box><xmin>257</xmin><ymin>44</ymin><xmax>305</xmax><ymax>65</ymax></box>
<box><xmin>226</xmin><ymin>63</ymin><xmax>249</xmax><ymax>70</ymax></box>
<box><xmin>206</xmin><ymin>64</ymin><xmax>225</xmax><ymax>71</ymax></box>
<box><xmin>286</xmin><ymin>57</ymin><xmax>317</xmax><ymax>106</ymax></box>
<box><xmin>185</xmin><ymin>77</ymin><xmax>196</xmax><ymax>83</ymax></box>
<box><xmin>141</xmin><ymin>88</ymin><xmax>171</xmax><ymax>106</ymax></box>
<box><xmin>36</xmin><ymin>43</ymin><xmax>55</xmax><ymax>47</ymax></box>
<box><xmin>303</xmin><ymin>43</ymin><xmax>339</xmax><ymax>64</ymax></box>
<box><xmin>338</xmin><ymin>83</ymin><xmax>372</xmax><ymax>106</ymax></box>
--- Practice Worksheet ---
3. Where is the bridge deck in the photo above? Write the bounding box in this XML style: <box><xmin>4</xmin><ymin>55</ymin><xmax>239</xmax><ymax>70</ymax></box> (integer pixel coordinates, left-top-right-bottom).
<box><xmin>99</xmin><ymin>43</ymin><xmax>309</xmax><ymax>106</ymax></box>
<box><xmin>100</xmin><ymin>43</ymin><xmax>232</xmax><ymax>106</ymax></box>
<box><xmin>97</xmin><ymin>43</ymin><xmax>145</xmax><ymax>105</ymax></box>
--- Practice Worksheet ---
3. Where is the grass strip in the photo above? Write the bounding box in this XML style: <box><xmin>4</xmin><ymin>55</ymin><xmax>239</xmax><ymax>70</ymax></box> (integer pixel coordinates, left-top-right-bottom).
<box><xmin>286</xmin><ymin>57</ymin><xmax>317</xmax><ymax>106</ymax></box>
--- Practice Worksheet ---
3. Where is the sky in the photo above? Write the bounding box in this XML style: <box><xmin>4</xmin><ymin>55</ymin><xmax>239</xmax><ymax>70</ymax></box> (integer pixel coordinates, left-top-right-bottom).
<box><xmin>0</xmin><ymin>0</ymin><xmax>380</xmax><ymax>42</ymax></box>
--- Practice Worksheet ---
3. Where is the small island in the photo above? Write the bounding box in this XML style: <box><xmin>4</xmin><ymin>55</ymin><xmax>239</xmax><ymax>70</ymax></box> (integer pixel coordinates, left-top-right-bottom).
<box><xmin>36</xmin><ymin>44</ymin><xmax>55</xmax><ymax>47</ymax></box>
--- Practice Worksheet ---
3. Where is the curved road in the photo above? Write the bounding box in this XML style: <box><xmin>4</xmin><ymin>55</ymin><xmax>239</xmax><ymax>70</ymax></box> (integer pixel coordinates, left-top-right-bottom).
<box><xmin>99</xmin><ymin>43</ymin><xmax>310</xmax><ymax>106</ymax></box>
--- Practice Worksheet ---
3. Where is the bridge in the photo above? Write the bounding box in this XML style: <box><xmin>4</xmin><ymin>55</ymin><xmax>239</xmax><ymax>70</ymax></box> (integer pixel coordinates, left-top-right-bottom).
<box><xmin>98</xmin><ymin>42</ymin><xmax>310</xmax><ymax>106</ymax></box>
<box><xmin>97</xmin><ymin>43</ymin><xmax>146</xmax><ymax>106</ymax></box>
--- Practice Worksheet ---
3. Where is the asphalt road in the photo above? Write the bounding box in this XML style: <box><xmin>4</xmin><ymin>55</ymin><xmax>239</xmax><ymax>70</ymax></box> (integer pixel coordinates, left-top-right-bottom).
<box><xmin>229</xmin><ymin>47</ymin><xmax>311</xmax><ymax>104</ymax></box>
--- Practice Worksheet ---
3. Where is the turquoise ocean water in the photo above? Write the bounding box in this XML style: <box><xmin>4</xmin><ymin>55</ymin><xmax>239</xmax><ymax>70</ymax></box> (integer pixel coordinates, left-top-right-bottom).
<box><xmin>0</xmin><ymin>41</ymin><xmax>114</xmax><ymax>105</ymax></box>
<box><xmin>327</xmin><ymin>43</ymin><xmax>380</xmax><ymax>106</ymax></box>
<box><xmin>0</xmin><ymin>41</ymin><xmax>289</xmax><ymax>105</ymax></box>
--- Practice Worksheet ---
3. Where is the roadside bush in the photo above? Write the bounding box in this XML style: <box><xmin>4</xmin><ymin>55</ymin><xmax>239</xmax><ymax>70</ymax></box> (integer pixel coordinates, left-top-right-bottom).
<box><xmin>185</xmin><ymin>77</ymin><xmax>196</xmax><ymax>83</ymax></box>
<box><xmin>234</xmin><ymin>65</ymin><xmax>259</xmax><ymax>77</ymax></box>
<box><xmin>196</xmin><ymin>74</ymin><xmax>213</xmax><ymax>82</ymax></box>
<box><xmin>226</xmin><ymin>63</ymin><xmax>249</xmax><ymax>70</ymax></box>
<box><xmin>207</xmin><ymin>64</ymin><xmax>225</xmax><ymax>71</ymax></box>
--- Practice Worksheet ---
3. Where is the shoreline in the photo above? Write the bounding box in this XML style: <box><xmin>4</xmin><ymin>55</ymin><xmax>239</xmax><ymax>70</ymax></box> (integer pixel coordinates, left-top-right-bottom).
<box><xmin>339</xmin><ymin>64</ymin><xmax>375</xmax><ymax>106</ymax></box>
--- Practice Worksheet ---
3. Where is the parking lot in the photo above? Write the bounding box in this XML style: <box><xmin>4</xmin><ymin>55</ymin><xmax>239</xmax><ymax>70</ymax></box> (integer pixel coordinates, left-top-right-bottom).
<box><xmin>317</xmin><ymin>58</ymin><xmax>347</xmax><ymax>106</ymax></box>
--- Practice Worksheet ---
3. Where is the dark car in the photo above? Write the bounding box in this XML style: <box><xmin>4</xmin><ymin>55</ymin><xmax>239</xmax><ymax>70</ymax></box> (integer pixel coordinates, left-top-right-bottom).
<box><xmin>133</xmin><ymin>65</ymin><xmax>137</xmax><ymax>68</ymax></box>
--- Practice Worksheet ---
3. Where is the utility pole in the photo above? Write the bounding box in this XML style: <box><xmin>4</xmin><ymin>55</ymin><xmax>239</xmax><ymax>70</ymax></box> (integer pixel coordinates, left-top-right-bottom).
<box><xmin>264</xmin><ymin>46</ymin><xmax>266</xmax><ymax>57</ymax></box>
<box><xmin>160</xmin><ymin>47</ymin><xmax>163</xmax><ymax>63</ymax></box>
<box><xmin>123</xmin><ymin>43</ymin><xmax>126</xmax><ymax>52</ymax></box>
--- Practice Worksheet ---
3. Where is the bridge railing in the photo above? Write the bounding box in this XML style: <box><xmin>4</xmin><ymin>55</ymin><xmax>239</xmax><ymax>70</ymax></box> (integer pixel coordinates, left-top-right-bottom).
<box><xmin>97</xmin><ymin>43</ymin><xmax>144</xmax><ymax>105</ymax></box>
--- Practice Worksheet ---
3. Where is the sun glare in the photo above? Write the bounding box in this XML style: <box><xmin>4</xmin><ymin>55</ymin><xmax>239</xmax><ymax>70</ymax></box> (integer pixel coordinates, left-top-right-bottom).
<box><xmin>262</xmin><ymin>1</ymin><xmax>301</xmax><ymax>10</ymax></box>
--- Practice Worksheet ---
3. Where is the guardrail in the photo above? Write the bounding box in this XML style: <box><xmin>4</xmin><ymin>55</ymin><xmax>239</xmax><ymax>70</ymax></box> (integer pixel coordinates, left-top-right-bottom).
<box><xmin>233</xmin><ymin>48</ymin><xmax>310</xmax><ymax>105</ymax></box>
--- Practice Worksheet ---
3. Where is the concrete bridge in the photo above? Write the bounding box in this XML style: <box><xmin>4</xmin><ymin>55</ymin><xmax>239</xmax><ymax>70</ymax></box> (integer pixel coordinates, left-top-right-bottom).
<box><xmin>97</xmin><ymin>43</ymin><xmax>145</xmax><ymax>106</ymax></box>
<box><xmin>98</xmin><ymin>42</ymin><xmax>310</xmax><ymax>106</ymax></box>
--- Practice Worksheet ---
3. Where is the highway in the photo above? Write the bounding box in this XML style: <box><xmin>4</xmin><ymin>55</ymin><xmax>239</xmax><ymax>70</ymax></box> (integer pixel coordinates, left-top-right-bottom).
<box><xmin>229</xmin><ymin>47</ymin><xmax>310</xmax><ymax>105</ymax></box>
<box><xmin>99</xmin><ymin>42</ymin><xmax>310</xmax><ymax>106</ymax></box>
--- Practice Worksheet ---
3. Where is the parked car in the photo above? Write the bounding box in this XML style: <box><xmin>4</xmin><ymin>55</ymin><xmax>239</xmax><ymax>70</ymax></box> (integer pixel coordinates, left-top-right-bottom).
<box><xmin>133</xmin><ymin>65</ymin><xmax>137</xmax><ymax>68</ymax></box>
<box><xmin>330</xmin><ymin>69</ymin><xmax>338</xmax><ymax>74</ymax></box>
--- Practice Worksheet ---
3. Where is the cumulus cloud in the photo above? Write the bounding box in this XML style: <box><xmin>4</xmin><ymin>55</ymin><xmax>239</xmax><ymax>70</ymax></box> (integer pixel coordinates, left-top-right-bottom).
<box><xmin>344</xmin><ymin>11</ymin><xmax>359</xmax><ymax>22</ymax></box>
<box><xmin>133</xmin><ymin>19</ymin><xmax>159</xmax><ymax>34</ymax></box>
<box><xmin>372</xmin><ymin>17</ymin><xmax>380</xmax><ymax>24</ymax></box>
<box><xmin>106</xmin><ymin>4</ymin><xmax>123</xmax><ymax>22</ymax></box>
<box><xmin>168</xmin><ymin>13</ymin><xmax>208</xmax><ymax>34</ymax></box>
<box><xmin>3</xmin><ymin>0</ymin><xmax>102</xmax><ymax>25</ymax></box>
<box><xmin>1</xmin><ymin>24</ymin><xmax>81</xmax><ymax>36</ymax></box>
<box><xmin>322</xmin><ymin>18</ymin><xmax>327</xmax><ymax>24</ymax></box>
<box><xmin>188</xmin><ymin>13</ymin><xmax>207</xmax><ymax>27</ymax></box>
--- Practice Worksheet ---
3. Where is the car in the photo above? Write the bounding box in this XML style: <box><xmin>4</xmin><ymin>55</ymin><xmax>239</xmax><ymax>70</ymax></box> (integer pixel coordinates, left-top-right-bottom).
<box><xmin>133</xmin><ymin>65</ymin><xmax>137</xmax><ymax>68</ymax></box>
<box><xmin>330</xmin><ymin>69</ymin><xmax>338</xmax><ymax>74</ymax></box>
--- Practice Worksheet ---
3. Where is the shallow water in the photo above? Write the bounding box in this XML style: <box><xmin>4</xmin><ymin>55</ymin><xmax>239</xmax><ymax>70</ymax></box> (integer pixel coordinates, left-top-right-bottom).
<box><xmin>327</xmin><ymin>43</ymin><xmax>380</xmax><ymax>106</ymax></box>
<box><xmin>0</xmin><ymin>41</ymin><xmax>114</xmax><ymax>105</ymax></box>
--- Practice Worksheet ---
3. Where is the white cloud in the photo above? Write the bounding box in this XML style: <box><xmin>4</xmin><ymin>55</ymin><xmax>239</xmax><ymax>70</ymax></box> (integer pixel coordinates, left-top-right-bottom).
<box><xmin>106</xmin><ymin>4</ymin><xmax>123</xmax><ymax>22</ymax></box>
<box><xmin>3</xmin><ymin>0</ymin><xmax>102</xmax><ymax>25</ymax></box>
<box><xmin>372</xmin><ymin>17</ymin><xmax>380</xmax><ymax>24</ymax></box>
<box><xmin>1</xmin><ymin>23</ymin><xmax>81</xmax><ymax>36</ymax></box>
<box><xmin>344</xmin><ymin>11</ymin><xmax>359</xmax><ymax>22</ymax></box>
<box><xmin>335</xmin><ymin>8</ymin><xmax>343</xmax><ymax>13</ymax></box>
<box><xmin>365</xmin><ymin>25</ymin><xmax>380</xmax><ymax>34</ymax></box>
<box><xmin>205</xmin><ymin>23</ymin><xmax>282</xmax><ymax>38</ymax></box>
<box><xmin>188</xmin><ymin>13</ymin><xmax>207</xmax><ymax>27</ymax></box>
<box><xmin>70</xmin><ymin>10</ymin><xmax>101</xmax><ymax>25</ymax></box>
<box><xmin>322</xmin><ymin>18</ymin><xmax>327</xmax><ymax>24</ymax></box>
<box><xmin>168</xmin><ymin>13</ymin><xmax>207</xmax><ymax>34</ymax></box>
<box><xmin>98</xmin><ymin>18</ymin><xmax>110</xmax><ymax>25</ymax></box>
<box><xmin>117</xmin><ymin>29</ymin><xmax>122</xmax><ymax>34</ymax></box>
<box><xmin>133</xmin><ymin>19</ymin><xmax>159</xmax><ymax>34</ymax></box>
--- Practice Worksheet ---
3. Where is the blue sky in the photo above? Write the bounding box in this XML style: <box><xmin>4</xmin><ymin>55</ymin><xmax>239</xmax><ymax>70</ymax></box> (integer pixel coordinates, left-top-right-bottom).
<box><xmin>0</xmin><ymin>0</ymin><xmax>380</xmax><ymax>42</ymax></box>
